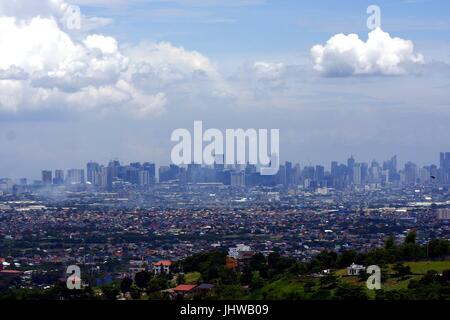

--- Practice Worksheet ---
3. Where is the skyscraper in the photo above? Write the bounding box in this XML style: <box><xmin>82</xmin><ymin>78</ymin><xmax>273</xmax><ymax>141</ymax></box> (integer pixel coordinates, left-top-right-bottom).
<box><xmin>87</xmin><ymin>162</ymin><xmax>100</xmax><ymax>185</ymax></box>
<box><xmin>53</xmin><ymin>170</ymin><xmax>64</xmax><ymax>185</ymax></box>
<box><xmin>66</xmin><ymin>169</ymin><xmax>85</xmax><ymax>185</ymax></box>
<box><xmin>143</xmin><ymin>163</ymin><xmax>156</xmax><ymax>184</ymax></box>
<box><xmin>347</xmin><ymin>156</ymin><xmax>355</xmax><ymax>184</ymax></box>
<box><xmin>42</xmin><ymin>171</ymin><xmax>52</xmax><ymax>185</ymax></box>
<box><xmin>353</xmin><ymin>163</ymin><xmax>361</xmax><ymax>185</ymax></box>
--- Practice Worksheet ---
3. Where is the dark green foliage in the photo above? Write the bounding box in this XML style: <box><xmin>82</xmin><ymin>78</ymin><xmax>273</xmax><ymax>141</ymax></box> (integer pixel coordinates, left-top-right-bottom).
<box><xmin>392</xmin><ymin>263</ymin><xmax>412</xmax><ymax>278</ymax></box>
<box><xmin>334</xmin><ymin>283</ymin><xmax>368</xmax><ymax>300</ymax></box>
<box><xmin>134</xmin><ymin>270</ymin><xmax>151</xmax><ymax>289</ymax></box>
<box><xmin>120</xmin><ymin>277</ymin><xmax>133</xmax><ymax>293</ymax></box>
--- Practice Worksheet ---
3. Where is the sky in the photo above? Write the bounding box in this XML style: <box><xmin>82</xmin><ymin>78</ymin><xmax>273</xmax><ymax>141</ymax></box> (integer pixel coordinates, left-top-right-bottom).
<box><xmin>0</xmin><ymin>0</ymin><xmax>450</xmax><ymax>179</ymax></box>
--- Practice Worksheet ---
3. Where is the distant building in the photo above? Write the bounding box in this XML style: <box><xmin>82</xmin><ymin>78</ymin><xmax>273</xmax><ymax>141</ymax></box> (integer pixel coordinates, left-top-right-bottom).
<box><xmin>437</xmin><ymin>209</ymin><xmax>450</xmax><ymax>221</ymax></box>
<box><xmin>86</xmin><ymin>162</ymin><xmax>100</xmax><ymax>185</ymax></box>
<box><xmin>231</xmin><ymin>171</ymin><xmax>245</xmax><ymax>187</ymax></box>
<box><xmin>53</xmin><ymin>170</ymin><xmax>65</xmax><ymax>185</ymax></box>
<box><xmin>347</xmin><ymin>263</ymin><xmax>365</xmax><ymax>276</ymax></box>
<box><xmin>66</xmin><ymin>169</ymin><xmax>85</xmax><ymax>185</ymax></box>
<box><xmin>228</xmin><ymin>244</ymin><xmax>252</xmax><ymax>260</ymax></box>
<box><xmin>153</xmin><ymin>260</ymin><xmax>172</xmax><ymax>274</ymax></box>
<box><xmin>41</xmin><ymin>170</ymin><xmax>52</xmax><ymax>185</ymax></box>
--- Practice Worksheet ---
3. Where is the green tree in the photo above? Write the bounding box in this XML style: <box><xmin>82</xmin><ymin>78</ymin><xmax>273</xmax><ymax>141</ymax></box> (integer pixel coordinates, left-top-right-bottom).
<box><xmin>405</xmin><ymin>231</ymin><xmax>417</xmax><ymax>245</ymax></box>
<box><xmin>384</xmin><ymin>235</ymin><xmax>396</xmax><ymax>250</ymax></box>
<box><xmin>250</xmin><ymin>271</ymin><xmax>265</xmax><ymax>290</ymax></box>
<box><xmin>176</xmin><ymin>273</ymin><xmax>186</xmax><ymax>285</ymax></box>
<box><xmin>120</xmin><ymin>277</ymin><xmax>133</xmax><ymax>293</ymax></box>
<box><xmin>129</xmin><ymin>285</ymin><xmax>141</xmax><ymax>300</ymax></box>
<box><xmin>320</xmin><ymin>273</ymin><xmax>338</xmax><ymax>289</ymax></box>
<box><xmin>134</xmin><ymin>271</ymin><xmax>151</xmax><ymax>289</ymax></box>
<box><xmin>334</xmin><ymin>283</ymin><xmax>368</xmax><ymax>300</ymax></box>
<box><xmin>102</xmin><ymin>285</ymin><xmax>120</xmax><ymax>300</ymax></box>
<box><xmin>393</xmin><ymin>263</ymin><xmax>412</xmax><ymax>278</ymax></box>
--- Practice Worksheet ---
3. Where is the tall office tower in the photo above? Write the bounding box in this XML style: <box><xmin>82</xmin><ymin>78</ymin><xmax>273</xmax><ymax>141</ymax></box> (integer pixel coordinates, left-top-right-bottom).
<box><xmin>315</xmin><ymin>165</ymin><xmax>325</xmax><ymax>182</ymax></box>
<box><xmin>187</xmin><ymin>163</ymin><xmax>201</xmax><ymax>183</ymax></box>
<box><xmin>430</xmin><ymin>164</ymin><xmax>438</xmax><ymax>181</ymax></box>
<box><xmin>138</xmin><ymin>170</ymin><xmax>150</xmax><ymax>186</ymax></box>
<box><xmin>66</xmin><ymin>169</ymin><xmax>85</xmax><ymax>185</ymax></box>
<box><xmin>294</xmin><ymin>163</ymin><xmax>302</xmax><ymax>185</ymax></box>
<box><xmin>445</xmin><ymin>153</ymin><xmax>450</xmax><ymax>184</ymax></box>
<box><xmin>130</xmin><ymin>162</ymin><xmax>141</xmax><ymax>169</ymax></box>
<box><xmin>285</xmin><ymin>161</ymin><xmax>293</xmax><ymax>185</ymax></box>
<box><xmin>331</xmin><ymin>161</ymin><xmax>339</xmax><ymax>188</ymax></box>
<box><xmin>42</xmin><ymin>170</ymin><xmax>52</xmax><ymax>185</ymax></box>
<box><xmin>347</xmin><ymin>156</ymin><xmax>355</xmax><ymax>184</ymax></box>
<box><xmin>369</xmin><ymin>163</ymin><xmax>380</xmax><ymax>184</ymax></box>
<box><xmin>99</xmin><ymin>166</ymin><xmax>108</xmax><ymax>189</ymax></box>
<box><xmin>108</xmin><ymin>160</ymin><xmax>121</xmax><ymax>181</ymax></box>
<box><xmin>331</xmin><ymin>161</ymin><xmax>338</xmax><ymax>177</ymax></box>
<box><xmin>231</xmin><ymin>171</ymin><xmax>246</xmax><ymax>187</ymax></box>
<box><xmin>276</xmin><ymin>164</ymin><xmax>287</xmax><ymax>186</ymax></box>
<box><xmin>106</xmin><ymin>166</ymin><xmax>115</xmax><ymax>190</ymax></box>
<box><xmin>439</xmin><ymin>152</ymin><xmax>446</xmax><ymax>183</ymax></box>
<box><xmin>143</xmin><ymin>163</ymin><xmax>156</xmax><ymax>184</ymax></box>
<box><xmin>391</xmin><ymin>155</ymin><xmax>398</xmax><ymax>174</ymax></box>
<box><xmin>86</xmin><ymin>162</ymin><xmax>100</xmax><ymax>184</ymax></box>
<box><xmin>302</xmin><ymin>166</ymin><xmax>315</xmax><ymax>184</ymax></box>
<box><xmin>361</xmin><ymin>163</ymin><xmax>369</xmax><ymax>184</ymax></box>
<box><xmin>353</xmin><ymin>163</ymin><xmax>362</xmax><ymax>185</ymax></box>
<box><xmin>383</xmin><ymin>155</ymin><xmax>398</xmax><ymax>182</ymax></box>
<box><xmin>126</xmin><ymin>166</ymin><xmax>140</xmax><ymax>185</ymax></box>
<box><xmin>19</xmin><ymin>178</ymin><xmax>27</xmax><ymax>186</ymax></box>
<box><xmin>404</xmin><ymin>162</ymin><xmax>417</xmax><ymax>186</ymax></box>
<box><xmin>53</xmin><ymin>170</ymin><xmax>65</xmax><ymax>185</ymax></box>
<box><xmin>419</xmin><ymin>167</ymin><xmax>431</xmax><ymax>184</ymax></box>
<box><xmin>245</xmin><ymin>163</ymin><xmax>257</xmax><ymax>175</ymax></box>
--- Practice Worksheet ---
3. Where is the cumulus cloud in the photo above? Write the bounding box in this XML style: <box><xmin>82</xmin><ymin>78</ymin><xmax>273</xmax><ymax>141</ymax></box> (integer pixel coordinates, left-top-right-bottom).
<box><xmin>253</xmin><ymin>61</ymin><xmax>285</xmax><ymax>80</ymax></box>
<box><xmin>0</xmin><ymin>0</ymin><xmax>225</xmax><ymax>117</ymax></box>
<box><xmin>311</xmin><ymin>28</ymin><xmax>424</xmax><ymax>77</ymax></box>
<box><xmin>124</xmin><ymin>41</ymin><xmax>233</xmax><ymax>97</ymax></box>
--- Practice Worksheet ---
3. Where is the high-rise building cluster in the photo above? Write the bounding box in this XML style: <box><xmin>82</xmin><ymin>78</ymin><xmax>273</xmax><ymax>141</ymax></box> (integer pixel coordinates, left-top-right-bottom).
<box><xmin>1</xmin><ymin>152</ymin><xmax>448</xmax><ymax>194</ymax></box>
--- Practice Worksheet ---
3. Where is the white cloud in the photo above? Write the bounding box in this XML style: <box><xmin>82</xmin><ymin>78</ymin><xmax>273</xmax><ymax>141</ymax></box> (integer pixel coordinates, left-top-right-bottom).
<box><xmin>0</xmin><ymin>0</ymin><xmax>226</xmax><ymax>117</ymax></box>
<box><xmin>253</xmin><ymin>61</ymin><xmax>284</xmax><ymax>80</ymax></box>
<box><xmin>124</xmin><ymin>42</ymin><xmax>233</xmax><ymax>97</ymax></box>
<box><xmin>125</xmin><ymin>42</ymin><xmax>219</xmax><ymax>84</ymax></box>
<box><xmin>311</xmin><ymin>28</ymin><xmax>424</xmax><ymax>77</ymax></box>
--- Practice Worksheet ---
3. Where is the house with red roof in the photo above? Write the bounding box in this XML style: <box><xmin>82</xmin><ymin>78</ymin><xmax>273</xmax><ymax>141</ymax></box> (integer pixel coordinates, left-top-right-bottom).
<box><xmin>153</xmin><ymin>260</ymin><xmax>172</xmax><ymax>274</ymax></box>
<box><xmin>172</xmin><ymin>284</ymin><xmax>197</xmax><ymax>299</ymax></box>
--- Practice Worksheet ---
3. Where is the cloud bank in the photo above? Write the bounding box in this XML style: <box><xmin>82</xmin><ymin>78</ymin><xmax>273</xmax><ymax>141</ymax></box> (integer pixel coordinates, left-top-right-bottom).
<box><xmin>0</xmin><ymin>0</ymin><xmax>224</xmax><ymax>117</ymax></box>
<box><xmin>311</xmin><ymin>28</ymin><xmax>424</xmax><ymax>77</ymax></box>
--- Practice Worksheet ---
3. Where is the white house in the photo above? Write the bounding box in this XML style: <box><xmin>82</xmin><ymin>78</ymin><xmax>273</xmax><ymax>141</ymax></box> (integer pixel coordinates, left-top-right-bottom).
<box><xmin>228</xmin><ymin>244</ymin><xmax>252</xmax><ymax>260</ymax></box>
<box><xmin>347</xmin><ymin>263</ymin><xmax>365</xmax><ymax>276</ymax></box>
<box><xmin>153</xmin><ymin>260</ymin><xmax>172</xmax><ymax>274</ymax></box>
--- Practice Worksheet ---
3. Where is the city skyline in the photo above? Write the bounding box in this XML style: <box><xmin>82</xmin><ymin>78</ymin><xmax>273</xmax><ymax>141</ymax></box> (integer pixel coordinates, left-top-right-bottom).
<box><xmin>1</xmin><ymin>0</ymin><xmax>450</xmax><ymax>179</ymax></box>
<box><xmin>2</xmin><ymin>151</ymin><xmax>449</xmax><ymax>187</ymax></box>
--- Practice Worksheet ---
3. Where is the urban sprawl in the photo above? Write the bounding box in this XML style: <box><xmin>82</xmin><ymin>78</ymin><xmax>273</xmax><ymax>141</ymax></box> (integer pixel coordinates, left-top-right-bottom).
<box><xmin>0</xmin><ymin>153</ymin><xmax>450</xmax><ymax>291</ymax></box>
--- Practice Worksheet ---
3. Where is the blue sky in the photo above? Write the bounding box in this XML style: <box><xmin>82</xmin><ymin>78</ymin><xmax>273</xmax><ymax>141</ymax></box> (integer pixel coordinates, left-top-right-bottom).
<box><xmin>80</xmin><ymin>0</ymin><xmax>450</xmax><ymax>57</ymax></box>
<box><xmin>0</xmin><ymin>0</ymin><xmax>449</xmax><ymax>179</ymax></box>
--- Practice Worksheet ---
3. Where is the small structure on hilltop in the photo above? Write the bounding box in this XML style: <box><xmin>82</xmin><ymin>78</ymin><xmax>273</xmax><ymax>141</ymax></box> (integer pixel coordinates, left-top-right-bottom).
<box><xmin>347</xmin><ymin>263</ymin><xmax>365</xmax><ymax>276</ymax></box>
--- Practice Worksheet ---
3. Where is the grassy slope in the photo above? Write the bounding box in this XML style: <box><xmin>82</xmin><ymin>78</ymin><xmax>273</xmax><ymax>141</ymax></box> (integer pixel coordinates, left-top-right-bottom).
<box><xmin>250</xmin><ymin>260</ymin><xmax>450</xmax><ymax>300</ymax></box>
